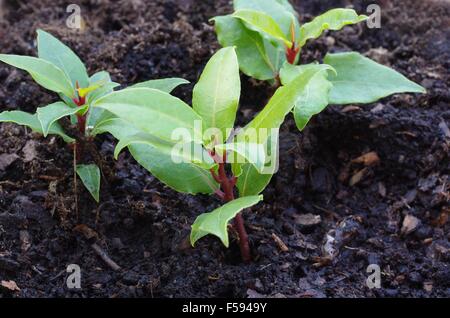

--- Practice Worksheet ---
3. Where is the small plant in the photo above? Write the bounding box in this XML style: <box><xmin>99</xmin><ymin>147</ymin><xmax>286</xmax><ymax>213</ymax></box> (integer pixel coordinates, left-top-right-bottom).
<box><xmin>94</xmin><ymin>47</ymin><xmax>330</xmax><ymax>262</ymax></box>
<box><xmin>212</xmin><ymin>0</ymin><xmax>425</xmax><ymax>130</ymax></box>
<box><xmin>0</xmin><ymin>30</ymin><xmax>188</xmax><ymax>203</ymax></box>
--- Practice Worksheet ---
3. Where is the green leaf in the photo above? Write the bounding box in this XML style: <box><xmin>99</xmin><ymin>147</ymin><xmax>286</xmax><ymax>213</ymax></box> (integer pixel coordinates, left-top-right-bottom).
<box><xmin>233</xmin><ymin>9</ymin><xmax>291</xmax><ymax>47</ymax></box>
<box><xmin>130</xmin><ymin>78</ymin><xmax>189</xmax><ymax>93</ymax></box>
<box><xmin>86</xmin><ymin>71</ymin><xmax>119</xmax><ymax>130</ymax></box>
<box><xmin>94</xmin><ymin>88</ymin><xmax>203</xmax><ymax>144</ymax></box>
<box><xmin>114</xmin><ymin>132</ymin><xmax>215</xmax><ymax>170</ymax></box>
<box><xmin>298</xmin><ymin>9</ymin><xmax>368</xmax><ymax>47</ymax></box>
<box><xmin>324</xmin><ymin>52</ymin><xmax>426</xmax><ymax>105</ymax></box>
<box><xmin>239</xmin><ymin>66</ymin><xmax>333</xmax><ymax>144</ymax></box>
<box><xmin>215</xmin><ymin>142</ymin><xmax>266</xmax><ymax>173</ymax></box>
<box><xmin>280</xmin><ymin>62</ymin><xmax>335</xmax><ymax>130</ymax></box>
<box><xmin>76</xmin><ymin>164</ymin><xmax>101</xmax><ymax>203</ymax></box>
<box><xmin>0</xmin><ymin>110</ymin><xmax>74</xmax><ymax>143</ymax></box>
<box><xmin>0</xmin><ymin>54</ymin><xmax>74</xmax><ymax>97</ymax></box>
<box><xmin>87</xmin><ymin>71</ymin><xmax>119</xmax><ymax>104</ymax></box>
<box><xmin>37</xmin><ymin>29</ymin><xmax>89</xmax><ymax>89</ymax></box>
<box><xmin>37</xmin><ymin>102</ymin><xmax>87</xmax><ymax>137</ymax></box>
<box><xmin>193</xmin><ymin>47</ymin><xmax>240</xmax><ymax>143</ymax></box>
<box><xmin>236</xmin><ymin>135</ymin><xmax>278</xmax><ymax>196</ymax></box>
<box><xmin>129</xmin><ymin>144</ymin><xmax>219</xmax><ymax>195</ymax></box>
<box><xmin>90</xmin><ymin>117</ymin><xmax>137</xmax><ymax>139</ymax></box>
<box><xmin>91</xmin><ymin>117</ymin><xmax>219</xmax><ymax>194</ymax></box>
<box><xmin>212</xmin><ymin>15</ymin><xmax>277</xmax><ymax>80</ymax></box>
<box><xmin>233</xmin><ymin>0</ymin><xmax>300</xmax><ymax>39</ymax></box>
<box><xmin>190</xmin><ymin>195</ymin><xmax>263</xmax><ymax>247</ymax></box>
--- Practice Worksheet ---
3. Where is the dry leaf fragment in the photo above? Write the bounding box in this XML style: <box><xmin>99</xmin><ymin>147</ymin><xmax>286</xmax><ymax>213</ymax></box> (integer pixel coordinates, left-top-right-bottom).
<box><xmin>352</xmin><ymin>151</ymin><xmax>380</xmax><ymax>166</ymax></box>
<box><xmin>272</xmin><ymin>233</ymin><xmax>289</xmax><ymax>252</ymax></box>
<box><xmin>1</xmin><ymin>280</ymin><xmax>20</xmax><ymax>291</ymax></box>
<box><xmin>349</xmin><ymin>168</ymin><xmax>368</xmax><ymax>186</ymax></box>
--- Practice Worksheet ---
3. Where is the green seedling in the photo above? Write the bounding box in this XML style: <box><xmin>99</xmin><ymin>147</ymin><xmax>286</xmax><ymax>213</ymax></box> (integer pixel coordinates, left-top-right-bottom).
<box><xmin>212</xmin><ymin>0</ymin><xmax>425</xmax><ymax>130</ymax></box>
<box><xmin>94</xmin><ymin>47</ymin><xmax>330</xmax><ymax>262</ymax></box>
<box><xmin>0</xmin><ymin>30</ymin><xmax>188</xmax><ymax>203</ymax></box>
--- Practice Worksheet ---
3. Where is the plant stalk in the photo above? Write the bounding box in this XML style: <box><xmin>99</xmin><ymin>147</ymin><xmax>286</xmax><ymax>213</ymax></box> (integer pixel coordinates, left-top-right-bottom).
<box><xmin>210</xmin><ymin>152</ymin><xmax>251</xmax><ymax>263</ymax></box>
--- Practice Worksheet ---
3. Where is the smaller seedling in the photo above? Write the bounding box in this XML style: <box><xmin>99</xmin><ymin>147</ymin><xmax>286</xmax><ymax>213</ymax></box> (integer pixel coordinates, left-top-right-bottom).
<box><xmin>94</xmin><ymin>47</ymin><xmax>329</xmax><ymax>262</ymax></box>
<box><xmin>212</xmin><ymin>0</ymin><xmax>425</xmax><ymax>130</ymax></box>
<box><xmin>0</xmin><ymin>30</ymin><xmax>188</xmax><ymax>203</ymax></box>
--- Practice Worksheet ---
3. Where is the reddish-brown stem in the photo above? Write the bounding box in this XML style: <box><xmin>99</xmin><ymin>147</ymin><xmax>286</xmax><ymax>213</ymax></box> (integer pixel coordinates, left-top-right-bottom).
<box><xmin>72</xmin><ymin>81</ymin><xmax>87</xmax><ymax>160</ymax></box>
<box><xmin>286</xmin><ymin>43</ymin><xmax>300</xmax><ymax>65</ymax></box>
<box><xmin>209</xmin><ymin>151</ymin><xmax>251</xmax><ymax>263</ymax></box>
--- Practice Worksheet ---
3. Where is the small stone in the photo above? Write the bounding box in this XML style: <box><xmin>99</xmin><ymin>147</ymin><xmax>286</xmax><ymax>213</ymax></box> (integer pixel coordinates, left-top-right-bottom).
<box><xmin>0</xmin><ymin>153</ymin><xmax>19</xmax><ymax>171</ymax></box>
<box><xmin>294</xmin><ymin>213</ymin><xmax>321</xmax><ymax>226</ymax></box>
<box><xmin>401</xmin><ymin>215</ymin><xmax>421</xmax><ymax>235</ymax></box>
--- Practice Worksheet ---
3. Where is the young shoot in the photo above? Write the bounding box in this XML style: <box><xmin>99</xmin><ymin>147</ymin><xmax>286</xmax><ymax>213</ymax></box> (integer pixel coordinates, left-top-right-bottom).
<box><xmin>93</xmin><ymin>47</ymin><xmax>331</xmax><ymax>262</ymax></box>
<box><xmin>212</xmin><ymin>0</ymin><xmax>425</xmax><ymax>131</ymax></box>
<box><xmin>0</xmin><ymin>30</ymin><xmax>188</xmax><ymax>203</ymax></box>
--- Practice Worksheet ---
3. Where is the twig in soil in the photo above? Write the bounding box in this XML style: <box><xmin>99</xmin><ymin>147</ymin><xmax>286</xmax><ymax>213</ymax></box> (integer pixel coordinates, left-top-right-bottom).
<box><xmin>272</xmin><ymin>233</ymin><xmax>289</xmax><ymax>252</ymax></box>
<box><xmin>91</xmin><ymin>243</ymin><xmax>121</xmax><ymax>271</ymax></box>
<box><xmin>73</xmin><ymin>144</ymin><xmax>78</xmax><ymax>220</ymax></box>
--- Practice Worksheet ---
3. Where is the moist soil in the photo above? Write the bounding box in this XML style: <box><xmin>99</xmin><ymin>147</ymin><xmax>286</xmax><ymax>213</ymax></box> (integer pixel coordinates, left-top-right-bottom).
<box><xmin>0</xmin><ymin>0</ymin><xmax>449</xmax><ymax>298</ymax></box>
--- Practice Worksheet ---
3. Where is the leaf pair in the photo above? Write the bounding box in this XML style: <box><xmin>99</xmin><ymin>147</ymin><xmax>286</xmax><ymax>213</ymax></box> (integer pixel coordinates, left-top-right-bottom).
<box><xmin>212</xmin><ymin>0</ymin><xmax>367</xmax><ymax>81</ymax></box>
<box><xmin>280</xmin><ymin>52</ymin><xmax>426</xmax><ymax>130</ymax></box>
<box><xmin>0</xmin><ymin>29</ymin><xmax>189</xmax><ymax>203</ymax></box>
<box><xmin>94</xmin><ymin>46</ymin><xmax>337</xmax><ymax>246</ymax></box>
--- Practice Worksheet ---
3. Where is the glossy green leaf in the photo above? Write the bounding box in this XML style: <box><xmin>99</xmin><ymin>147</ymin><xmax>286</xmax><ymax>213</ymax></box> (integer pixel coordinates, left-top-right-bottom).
<box><xmin>90</xmin><ymin>117</ymin><xmax>136</xmax><ymax>139</ymax></box>
<box><xmin>233</xmin><ymin>9</ymin><xmax>291</xmax><ymax>46</ymax></box>
<box><xmin>298</xmin><ymin>9</ymin><xmax>368</xmax><ymax>47</ymax></box>
<box><xmin>37</xmin><ymin>29</ymin><xmax>89</xmax><ymax>88</ymax></box>
<box><xmin>324</xmin><ymin>52</ymin><xmax>426</xmax><ymax>105</ymax></box>
<box><xmin>129</xmin><ymin>144</ymin><xmax>219</xmax><ymax>194</ymax></box>
<box><xmin>0</xmin><ymin>110</ymin><xmax>74</xmax><ymax>143</ymax></box>
<box><xmin>233</xmin><ymin>0</ymin><xmax>300</xmax><ymax>38</ymax></box>
<box><xmin>212</xmin><ymin>15</ymin><xmax>277</xmax><ymax>80</ymax></box>
<box><xmin>193</xmin><ymin>47</ymin><xmax>240</xmax><ymax>142</ymax></box>
<box><xmin>76</xmin><ymin>164</ymin><xmax>101</xmax><ymax>203</ymax></box>
<box><xmin>130</xmin><ymin>78</ymin><xmax>189</xmax><ymax>93</ymax></box>
<box><xmin>86</xmin><ymin>71</ymin><xmax>119</xmax><ymax>130</ymax></box>
<box><xmin>239</xmin><ymin>66</ymin><xmax>333</xmax><ymax>144</ymax></box>
<box><xmin>114</xmin><ymin>132</ymin><xmax>215</xmax><ymax>170</ymax></box>
<box><xmin>280</xmin><ymin>62</ymin><xmax>335</xmax><ymax>130</ymax></box>
<box><xmin>236</xmin><ymin>134</ymin><xmax>278</xmax><ymax>196</ymax></box>
<box><xmin>215</xmin><ymin>142</ymin><xmax>266</xmax><ymax>173</ymax></box>
<box><xmin>94</xmin><ymin>88</ymin><xmax>203</xmax><ymax>144</ymax></box>
<box><xmin>0</xmin><ymin>54</ymin><xmax>74</xmax><ymax>97</ymax></box>
<box><xmin>37</xmin><ymin>102</ymin><xmax>87</xmax><ymax>137</ymax></box>
<box><xmin>190</xmin><ymin>195</ymin><xmax>263</xmax><ymax>247</ymax></box>
<box><xmin>91</xmin><ymin>117</ymin><xmax>219</xmax><ymax>194</ymax></box>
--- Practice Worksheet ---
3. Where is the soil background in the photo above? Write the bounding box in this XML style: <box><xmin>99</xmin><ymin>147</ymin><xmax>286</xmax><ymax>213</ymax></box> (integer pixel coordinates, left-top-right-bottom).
<box><xmin>0</xmin><ymin>0</ymin><xmax>449</xmax><ymax>298</ymax></box>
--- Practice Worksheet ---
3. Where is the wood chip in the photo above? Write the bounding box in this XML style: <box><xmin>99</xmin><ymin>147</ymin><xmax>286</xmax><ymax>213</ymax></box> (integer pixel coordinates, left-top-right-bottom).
<box><xmin>401</xmin><ymin>215</ymin><xmax>420</xmax><ymax>235</ymax></box>
<box><xmin>22</xmin><ymin>140</ymin><xmax>38</xmax><ymax>162</ymax></box>
<box><xmin>74</xmin><ymin>224</ymin><xmax>99</xmax><ymax>241</ymax></box>
<box><xmin>349</xmin><ymin>168</ymin><xmax>368</xmax><ymax>186</ymax></box>
<box><xmin>1</xmin><ymin>280</ymin><xmax>20</xmax><ymax>291</ymax></box>
<box><xmin>342</xmin><ymin>105</ymin><xmax>361</xmax><ymax>113</ymax></box>
<box><xmin>352</xmin><ymin>151</ymin><xmax>380</xmax><ymax>166</ymax></box>
<box><xmin>272</xmin><ymin>233</ymin><xmax>289</xmax><ymax>252</ymax></box>
<box><xmin>294</xmin><ymin>213</ymin><xmax>321</xmax><ymax>226</ymax></box>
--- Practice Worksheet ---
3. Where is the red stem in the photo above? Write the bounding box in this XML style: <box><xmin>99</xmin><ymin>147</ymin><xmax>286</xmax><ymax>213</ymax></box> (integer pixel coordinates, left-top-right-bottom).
<box><xmin>286</xmin><ymin>43</ymin><xmax>300</xmax><ymax>65</ymax></box>
<box><xmin>72</xmin><ymin>81</ymin><xmax>87</xmax><ymax>160</ymax></box>
<box><xmin>210</xmin><ymin>151</ymin><xmax>251</xmax><ymax>263</ymax></box>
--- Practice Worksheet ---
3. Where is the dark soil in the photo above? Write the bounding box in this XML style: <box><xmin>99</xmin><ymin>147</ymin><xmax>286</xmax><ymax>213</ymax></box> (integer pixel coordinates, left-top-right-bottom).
<box><xmin>0</xmin><ymin>0</ymin><xmax>449</xmax><ymax>298</ymax></box>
